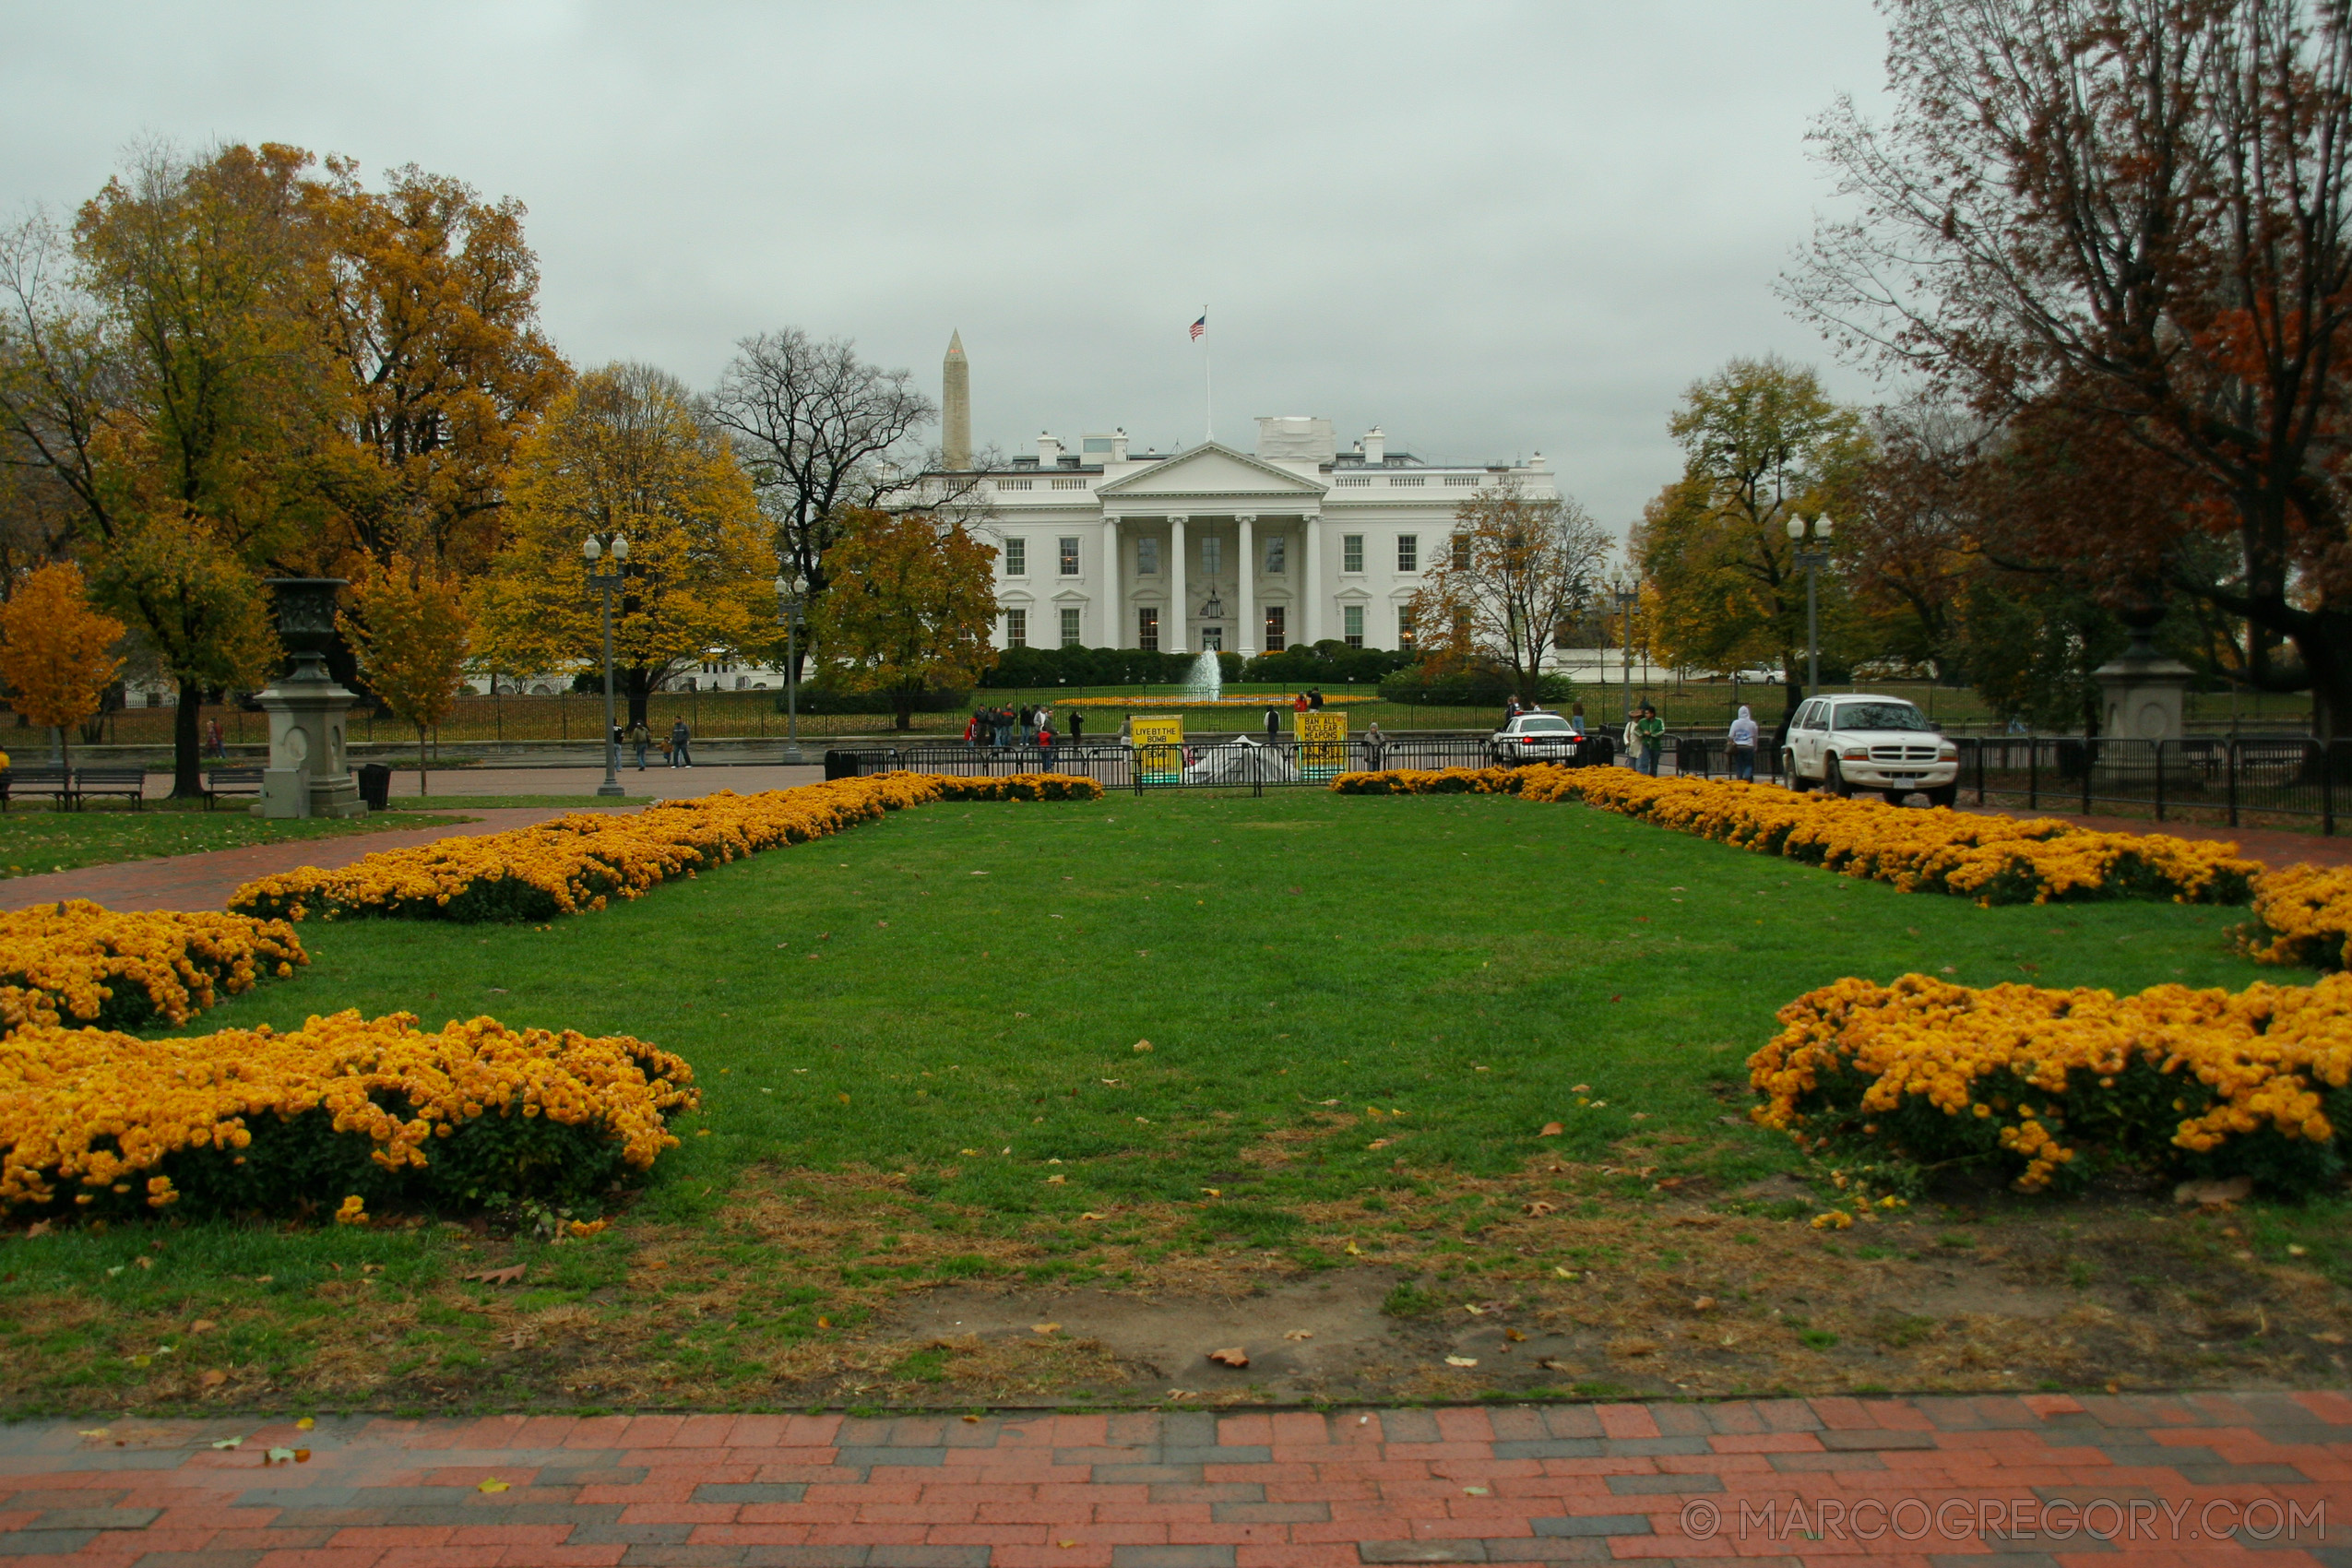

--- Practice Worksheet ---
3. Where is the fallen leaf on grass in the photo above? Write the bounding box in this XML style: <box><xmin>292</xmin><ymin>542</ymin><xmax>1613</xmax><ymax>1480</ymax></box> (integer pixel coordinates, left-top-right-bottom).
<box><xmin>1538</xmin><ymin>1123</ymin><xmax>1563</xmax><ymax>1136</ymax></box>
<box><xmin>23</xmin><ymin>1220</ymin><xmax>50</xmax><ymax>1238</ymax></box>
<box><xmin>1206</xmin><ymin>1346</ymin><xmax>1250</xmax><ymax>1367</ymax></box>
<box><xmin>1552</xmin><ymin>1267</ymin><xmax>1578</xmax><ymax>1279</ymax></box>
<box><xmin>1079</xmin><ymin>1211</ymin><xmax>1108</xmax><ymax>1220</ymax></box>
<box><xmin>1463</xmin><ymin>1303</ymin><xmax>1489</xmax><ymax>1316</ymax></box>
<box><xmin>201</xmin><ymin>1372</ymin><xmax>228</xmax><ymax>1389</ymax></box>
<box><xmin>1504</xmin><ymin>1329</ymin><xmax>1527</xmax><ymax>1343</ymax></box>
<box><xmin>1133</xmin><ymin>1039</ymin><xmax>1153</xmax><ymax>1052</ymax></box>
<box><xmin>1284</xmin><ymin>1329</ymin><xmax>1313</xmax><ymax>1341</ymax></box>
<box><xmin>1344</xmin><ymin>1241</ymin><xmax>1362</xmax><ymax>1255</ymax></box>
<box><xmin>1044</xmin><ymin>1174</ymin><xmax>1065</xmax><ymax>1184</ymax></box>
<box><xmin>190</xmin><ymin>1319</ymin><xmax>217</xmax><ymax>1334</ymax></box>
<box><xmin>462</xmin><ymin>1265</ymin><xmax>526</xmax><ymax>1286</ymax></box>
<box><xmin>1443</xmin><ymin>1355</ymin><xmax>1479</xmax><ymax>1368</ymax></box>
<box><xmin>1536</xmin><ymin>1357</ymin><xmax>1569</xmax><ymax>1371</ymax></box>
<box><xmin>2175</xmin><ymin>1175</ymin><xmax>2253</xmax><ymax>1207</ymax></box>
<box><xmin>1032</xmin><ymin>1323</ymin><xmax>1062</xmax><ymax>1336</ymax></box>
<box><xmin>1523</xmin><ymin>1200</ymin><xmax>1558</xmax><ymax>1217</ymax></box>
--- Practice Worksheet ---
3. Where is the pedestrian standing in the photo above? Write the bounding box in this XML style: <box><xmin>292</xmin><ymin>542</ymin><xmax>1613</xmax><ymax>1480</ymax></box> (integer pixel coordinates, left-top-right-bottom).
<box><xmin>629</xmin><ymin>719</ymin><xmax>652</xmax><ymax>770</ymax></box>
<box><xmin>1727</xmin><ymin>704</ymin><xmax>1758</xmax><ymax>782</ymax></box>
<box><xmin>1634</xmin><ymin>704</ymin><xmax>1665</xmax><ymax>777</ymax></box>
<box><xmin>205</xmin><ymin>718</ymin><xmax>225</xmax><ymax>759</ymax></box>
<box><xmin>1264</xmin><ymin>704</ymin><xmax>1282</xmax><ymax>742</ymax></box>
<box><xmin>1292</xmin><ymin>691</ymin><xmax>1310</xmax><ymax>715</ymax></box>
<box><xmin>1068</xmin><ymin>709</ymin><xmax>1085</xmax><ymax>745</ymax></box>
<box><xmin>1365</xmin><ymin>719</ymin><xmax>1386</xmax><ymax>771</ymax></box>
<box><xmin>1308</xmin><ymin>686</ymin><xmax>1324</xmax><ymax>710</ymax></box>
<box><xmin>670</xmin><ymin>718</ymin><xmax>694</xmax><ymax>768</ymax></box>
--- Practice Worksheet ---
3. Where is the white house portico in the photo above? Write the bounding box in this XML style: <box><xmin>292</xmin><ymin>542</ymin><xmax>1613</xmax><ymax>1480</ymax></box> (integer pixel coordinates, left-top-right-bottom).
<box><xmin>931</xmin><ymin>339</ymin><xmax>1560</xmax><ymax>657</ymax></box>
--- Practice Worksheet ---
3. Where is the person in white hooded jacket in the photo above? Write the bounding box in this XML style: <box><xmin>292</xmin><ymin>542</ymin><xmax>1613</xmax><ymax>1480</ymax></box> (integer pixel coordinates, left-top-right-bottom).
<box><xmin>1727</xmin><ymin>705</ymin><xmax>1759</xmax><ymax>781</ymax></box>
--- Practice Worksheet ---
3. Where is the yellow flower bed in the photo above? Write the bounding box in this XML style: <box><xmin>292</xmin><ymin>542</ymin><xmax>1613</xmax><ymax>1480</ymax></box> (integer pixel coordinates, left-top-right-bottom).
<box><xmin>1752</xmin><ymin>972</ymin><xmax>2352</xmax><ymax>1195</ymax></box>
<box><xmin>2240</xmin><ymin>861</ymin><xmax>2352</xmax><ymax>971</ymax></box>
<box><xmin>1336</xmin><ymin>766</ymin><xmax>2258</xmax><ymax>906</ymax></box>
<box><xmin>230</xmin><ymin>772</ymin><xmax>1103</xmax><ymax>923</ymax></box>
<box><xmin>0</xmin><ymin>1009</ymin><xmax>697</xmax><ymax>1218</ymax></box>
<box><xmin>1</xmin><ymin>901</ymin><xmax>306</xmax><ymax>1037</ymax></box>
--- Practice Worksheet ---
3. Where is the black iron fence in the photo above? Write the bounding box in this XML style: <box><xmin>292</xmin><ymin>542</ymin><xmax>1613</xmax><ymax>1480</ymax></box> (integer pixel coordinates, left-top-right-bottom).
<box><xmin>825</xmin><ymin>734</ymin><xmax>1564</xmax><ymax>792</ymax></box>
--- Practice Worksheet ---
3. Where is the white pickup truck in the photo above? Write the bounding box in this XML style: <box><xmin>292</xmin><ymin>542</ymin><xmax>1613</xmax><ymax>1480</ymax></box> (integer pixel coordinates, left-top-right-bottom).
<box><xmin>1781</xmin><ymin>694</ymin><xmax>1961</xmax><ymax>806</ymax></box>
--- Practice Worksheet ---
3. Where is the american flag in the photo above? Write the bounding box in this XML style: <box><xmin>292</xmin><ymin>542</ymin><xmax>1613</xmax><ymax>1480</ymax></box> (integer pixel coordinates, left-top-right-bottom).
<box><xmin>1190</xmin><ymin>314</ymin><xmax>1206</xmax><ymax>341</ymax></box>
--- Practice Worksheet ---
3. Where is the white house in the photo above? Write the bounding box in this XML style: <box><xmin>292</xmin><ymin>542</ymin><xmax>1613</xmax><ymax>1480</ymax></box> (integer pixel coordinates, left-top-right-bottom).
<box><xmin>932</xmin><ymin>338</ymin><xmax>1558</xmax><ymax>656</ymax></box>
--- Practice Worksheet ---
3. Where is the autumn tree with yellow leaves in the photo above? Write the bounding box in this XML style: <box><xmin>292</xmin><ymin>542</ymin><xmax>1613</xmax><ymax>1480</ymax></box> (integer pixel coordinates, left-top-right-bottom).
<box><xmin>1634</xmin><ymin>356</ymin><xmax>1866</xmax><ymax>716</ymax></box>
<box><xmin>1404</xmin><ymin>478</ymin><xmax>1610</xmax><ymax>705</ymax></box>
<box><xmin>474</xmin><ymin>363</ymin><xmax>775</xmax><ymax>724</ymax></box>
<box><xmin>0</xmin><ymin>562</ymin><xmax>124</xmax><ymax>778</ymax></box>
<box><xmin>811</xmin><ymin>506</ymin><xmax>998</xmax><ymax>731</ymax></box>
<box><xmin>343</xmin><ymin>555</ymin><xmax>471</xmax><ymax>796</ymax></box>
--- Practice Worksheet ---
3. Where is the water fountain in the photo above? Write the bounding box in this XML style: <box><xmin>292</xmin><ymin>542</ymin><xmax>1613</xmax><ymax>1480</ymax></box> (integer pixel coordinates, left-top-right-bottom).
<box><xmin>1179</xmin><ymin>649</ymin><xmax>1223</xmax><ymax>703</ymax></box>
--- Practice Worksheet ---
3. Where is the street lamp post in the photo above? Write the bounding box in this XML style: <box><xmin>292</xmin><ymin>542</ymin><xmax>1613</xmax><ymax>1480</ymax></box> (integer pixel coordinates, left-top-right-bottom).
<box><xmin>775</xmin><ymin>576</ymin><xmax>806</xmax><ymax>765</ymax></box>
<box><xmin>1614</xmin><ymin>587</ymin><xmax>1637</xmax><ymax>708</ymax></box>
<box><xmin>1786</xmin><ymin>515</ymin><xmax>1834</xmax><ymax>697</ymax></box>
<box><xmin>584</xmin><ymin>532</ymin><xmax>629</xmax><ymax>799</ymax></box>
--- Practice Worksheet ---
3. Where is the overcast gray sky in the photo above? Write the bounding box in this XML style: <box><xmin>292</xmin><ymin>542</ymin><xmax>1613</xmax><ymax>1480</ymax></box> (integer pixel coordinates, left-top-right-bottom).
<box><xmin>0</xmin><ymin>0</ymin><xmax>1890</xmax><ymax>538</ymax></box>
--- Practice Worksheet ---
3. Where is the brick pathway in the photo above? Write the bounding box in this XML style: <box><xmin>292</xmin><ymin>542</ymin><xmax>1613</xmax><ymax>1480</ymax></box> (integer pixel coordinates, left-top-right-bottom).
<box><xmin>1956</xmin><ymin>804</ymin><xmax>2352</xmax><ymax>871</ymax></box>
<box><xmin>0</xmin><ymin>809</ymin><xmax>623</xmax><ymax>915</ymax></box>
<box><xmin>1</xmin><ymin>1393</ymin><xmax>2343</xmax><ymax>1566</ymax></box>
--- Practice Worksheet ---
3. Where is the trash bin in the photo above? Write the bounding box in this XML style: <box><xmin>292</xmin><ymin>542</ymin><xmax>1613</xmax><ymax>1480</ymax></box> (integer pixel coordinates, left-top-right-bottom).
<box><xmin>823</xmin><ymin>749</ymin><xmax>859</xmax><ymax>781</ymax></box>
<box><xmin>357</xmin><ymin>763</ymin><xmax>392</xmax><ymax>811</ymax></box>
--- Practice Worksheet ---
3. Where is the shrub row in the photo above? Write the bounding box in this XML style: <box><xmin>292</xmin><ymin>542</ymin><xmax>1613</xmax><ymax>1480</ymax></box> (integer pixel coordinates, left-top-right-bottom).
<box><xmin>0</xmin><ymin>1009</ymin><xmax>698</xmax><ymax>1219</ymax></box>
<box><xmin>1335</xmin><ymin>766</ymin><xmax>2259</xmax><ymax>907</ymax></box>
<box><xmin>1</xmin><ymin>900</ymin><xmax>307</xmax><ymax>1038</ymax></box>
<box><xmin>1751</xmin><ymin>972</ymin><xmax>2352</xmax><ymax>1198</ymax></box>
<box><xmin>229</xmin><ymin>772</ymin><xmax>1104</xmax><ymax>924</ymax></box>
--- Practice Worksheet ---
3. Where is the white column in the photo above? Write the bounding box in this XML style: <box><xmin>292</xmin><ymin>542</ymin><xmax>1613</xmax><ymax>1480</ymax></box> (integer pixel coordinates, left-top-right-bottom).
<box><xmin>1235</xmin><ymin>514</ymin><xmax>1257</xmax><ymax>655</ymax></box>
<box><xmin>1167</xmin><ymin>515</ymin><xmax>1188</xmax><ymax>653</ymax></box>
<box><xmin>1101</xmin><ymin>516</ymin><xmax>1122</xmax><ymax>647</ymax></box>
<box><xmin>1301</xmin><ymin>511</ymin><xmax>1324</xmax><ymax>646</ymax></box>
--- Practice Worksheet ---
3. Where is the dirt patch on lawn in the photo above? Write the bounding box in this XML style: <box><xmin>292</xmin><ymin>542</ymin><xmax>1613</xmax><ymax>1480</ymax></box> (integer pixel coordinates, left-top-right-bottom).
<box><xmin>5</xmin><ymin>1152</ymin><xmax>2347</xmax><ymax>1414</ymax></box>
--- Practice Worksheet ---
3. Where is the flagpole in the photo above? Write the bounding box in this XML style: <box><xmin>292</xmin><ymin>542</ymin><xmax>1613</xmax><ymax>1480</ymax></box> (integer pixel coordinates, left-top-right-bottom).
<box><xmin>1201</xmin><ymin>304</ymin><xmax>1212</xmax><ymax>445</ymax></box>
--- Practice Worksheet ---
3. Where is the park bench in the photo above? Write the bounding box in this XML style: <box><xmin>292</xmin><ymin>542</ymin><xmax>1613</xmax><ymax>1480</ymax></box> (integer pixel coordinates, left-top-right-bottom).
<box><xmin>203</xmin><ymin>766</ymin><xmax>265</xmax><ymax>811</ymax></box>
<box><xmin>0</xmin><ymin>766</ymin><xmax>71</xmax><ymax>813</ymax></box>
<box><xmin>71</xmin><ymin>766</ymin><xmax>148</xmax><ymax>810</ymax></box>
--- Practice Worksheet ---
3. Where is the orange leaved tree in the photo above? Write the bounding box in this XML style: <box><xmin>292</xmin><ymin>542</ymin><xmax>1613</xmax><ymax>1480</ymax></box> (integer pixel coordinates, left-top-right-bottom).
<box><xmin>342</xmin><ymin>554</ymin><xmax>471</xmax><ymax>796</ymax></box>
<box><xmin>0</xmin><ymin>562</ymin><xmax>125</xmax><ymax>780</ymax></box>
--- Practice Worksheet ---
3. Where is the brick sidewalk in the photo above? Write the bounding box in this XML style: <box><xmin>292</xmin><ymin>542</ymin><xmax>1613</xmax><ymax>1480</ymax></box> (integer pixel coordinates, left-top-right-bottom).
<box><xmin>0</xmin><ymin>808</ymin><xmax>624</xmax><ymax>915</ymax></box>
<box><xmin>1</xmin><ymin>1393</ymin><xmax>2344</xmax><ymax>1567</ymax></box>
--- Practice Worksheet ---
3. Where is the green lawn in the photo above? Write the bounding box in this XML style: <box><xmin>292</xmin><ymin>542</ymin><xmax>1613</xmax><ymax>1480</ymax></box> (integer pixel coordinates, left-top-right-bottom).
<box><xmin>2</xmin><ymin>787</ymin><xmax>2343</xmax><ymax>1412</ymax></box>
<box><xmin>0</xmin><ymin>804</ymin><xmax>476</xmax><ymax>880</ymax></box>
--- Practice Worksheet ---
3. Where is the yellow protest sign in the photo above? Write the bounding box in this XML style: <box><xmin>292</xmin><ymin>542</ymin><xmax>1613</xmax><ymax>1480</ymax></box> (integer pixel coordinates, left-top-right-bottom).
<box><xmin>1131</xmin><ymin>714</ymin><xmax>1185</xmax><ymax>782</ymax></box>
<box><xmin>1296</xmin><ymin>709</ymin><xmax>1348</xmax><ymax>778</ymax></box>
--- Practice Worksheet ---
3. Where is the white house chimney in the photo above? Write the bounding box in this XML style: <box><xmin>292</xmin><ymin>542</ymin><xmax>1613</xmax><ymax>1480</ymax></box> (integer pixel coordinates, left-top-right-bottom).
<box><xmin>1362</xmin><ymin>427</ymin><xmax>1386</xmax><ymax>465</ymax></box>
<box><xmin>1111</xmin><ymin>428</ymin><xmax>1129</xmax><ymax>462</ymax></box>
<box><xmin>1038</xmin><ymin>431</ymin><xmax>1063</xmax><ymax>466</ymax></box>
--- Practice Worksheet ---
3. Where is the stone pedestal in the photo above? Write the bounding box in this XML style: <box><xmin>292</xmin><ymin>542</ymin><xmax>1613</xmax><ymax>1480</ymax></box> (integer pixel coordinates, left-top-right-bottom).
<box><xmin>253</xmin><ymin>676</ymin><xmax>364</xmax><ymax>819</ymax></box>
<box><xmin>2094</xmin><ymin>636</ymin><xmax>2195</xmax><ymax>742</ymax></box>
<box><xmin>251</xmin><ymin>577</ymin><xmax>366</xmax><ymax>820</ymax></box>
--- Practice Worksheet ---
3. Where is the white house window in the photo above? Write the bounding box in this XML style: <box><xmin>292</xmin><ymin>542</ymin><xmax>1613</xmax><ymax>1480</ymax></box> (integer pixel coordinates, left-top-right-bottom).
<box><xmin>1452</xmin><ymin>534</ymin><xmax>1472</xmax><ymax>570</ymax></box>
<box><xmin>1137</xmin><ymin>607</ymin><xmax>1158</xmax><ymax>650</ymax></box>
<box><xmin>1398</xmin><ymin>607</ymin><xmax>1416</xmax><ymax>648</ymax></box>
<box><xmin>1004</xmin><ymin>537</ymin><xmax>1026</xmax><ymax>576</ymax></box>
<box><xmin>1264</xmin><ymin>605</ymin><xmax>1286</xmax><ymax>652</ymax></box>
<box><xmin>1051</xmin><ymin>477</ymin><xmax>1087</xmax><ymax>490</ymax></box>
<box><xmin>1396</xmin><ymin>534</ymin><xmax>1419</xmax><ymax>572</ymax></box>
<box><xmin>1390</xmin><ymin>475</ymin><xmax>1425</xmax><ymax>487</ymax></box>
<box><xmin>1137</xmin><ymin>537</ymin><xmax>1159</xmax><ymax>575</ymax></box>
<box><xmin>1445</xmin><ymin>475</ymin><xmax>1479</xmax><ymax>486</ymax></box>
<box><xmin>1201</xmin><ymin>535</ymin><xmax>1222</xmax><ymax>575</ymax></box>
<box><xmin>1059</xmin><ymin>537</ymin><xmax>1080</xmax><ymax>575</ymax></box>
<box><xmin>1060</xmin><ymin>607</ymin><xmax>1082</xmax><ymax>647</ymax></box>
<box><xmin>1004</xmin><ymin>609</ymin><xmax>1027</xmax><ymax>647</ymax></box>
<box><xmin>1342</xmin><ymin>534</ymin><xmax>1364</xmax><ymax>573</ymax></box>
<box><xmin>1200</xmin><ymin>624</ymin><xmax>1222</xmax><ymax>651</ymax></box>
<box><xmin>1343</xmin><ymin>604</ymin><xmax>1364</xmax><ymax>647</ymax></box>
<box><xmin>1265</xmin><ymin>535</ymin><xmax>1287</xmax><ymax>574</ymax></box>
<box><xmin>999</xmin><ymin>478</ymin><xmax>1032</xmax><ymax>491</ymax></box>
